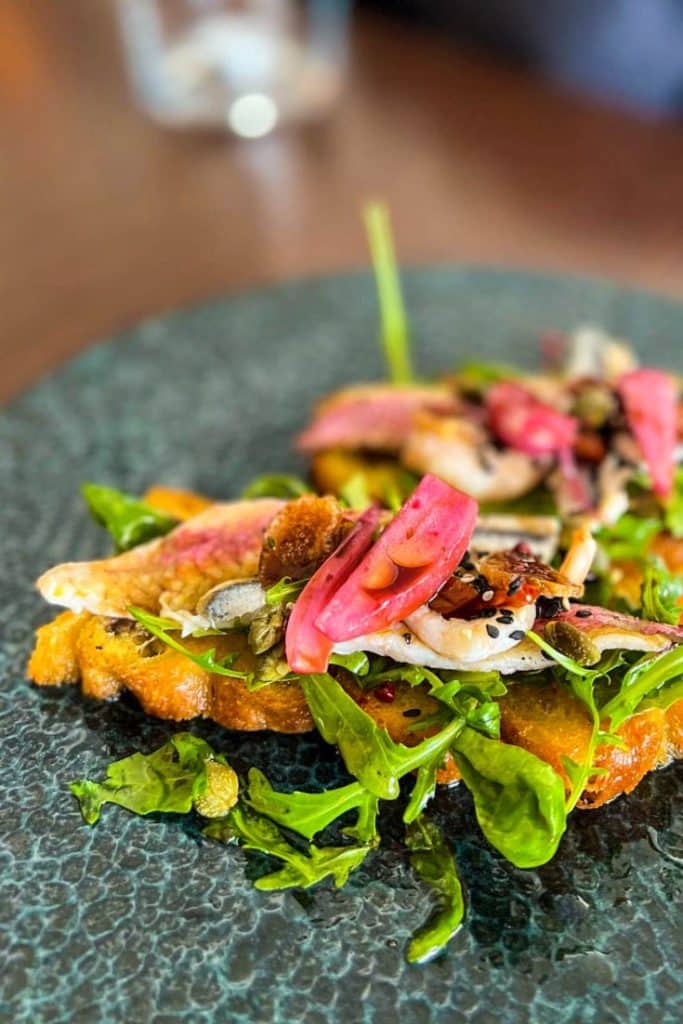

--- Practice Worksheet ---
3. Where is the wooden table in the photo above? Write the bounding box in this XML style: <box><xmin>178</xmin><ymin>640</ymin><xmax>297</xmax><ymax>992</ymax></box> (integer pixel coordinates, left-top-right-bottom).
<box><xmin>2</xmin><ymin>1</ymin><xmax>683</xmax><ymax>403</ymax></box>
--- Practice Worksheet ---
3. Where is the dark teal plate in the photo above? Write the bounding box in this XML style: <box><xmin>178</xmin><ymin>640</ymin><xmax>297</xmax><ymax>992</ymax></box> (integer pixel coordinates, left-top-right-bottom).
<box><xmin>1</xmin><ymin>269</ymin><xmax>682</xmax><ymax>1024</ymax></box>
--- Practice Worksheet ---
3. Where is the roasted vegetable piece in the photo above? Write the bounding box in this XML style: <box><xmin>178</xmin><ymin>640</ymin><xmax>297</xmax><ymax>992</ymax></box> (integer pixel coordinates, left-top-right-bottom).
<box><xmin>311</xmin><ymin>449</ymin><xmax>412</xmax><ymax>504</ymax></box>
<box><xmin>286</xmin><ymin>507</ymin><xmax>381</xmax><ymax>673</ymax></box>
<box><xmin>317</xmin><ymin>476</ymin><xmax>478</xmax><ymax>642</ymax></box>
<box><xmin>143</xmin><ymin>485</ymin><xmax>214</xmax><ymax>521</ymax></box>
<box><xmin>618</xmin><ymin>368</ymin><xmax>677</xmax><ymax>498</ymax></box>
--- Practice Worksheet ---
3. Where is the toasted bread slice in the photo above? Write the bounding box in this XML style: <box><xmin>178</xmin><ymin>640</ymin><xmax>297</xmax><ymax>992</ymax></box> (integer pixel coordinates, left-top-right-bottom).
<box><xmin>27</xmin><ymin>610</ymin><xmax>682</xmax><ymax>808</ymax></box>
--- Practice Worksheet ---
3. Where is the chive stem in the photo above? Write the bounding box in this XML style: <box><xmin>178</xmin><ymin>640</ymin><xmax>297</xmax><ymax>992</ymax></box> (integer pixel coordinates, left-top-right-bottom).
<box><xmin>363</xmin><ymin>202</ymin><xmax>413</xmax><ymax>384</ymax></box>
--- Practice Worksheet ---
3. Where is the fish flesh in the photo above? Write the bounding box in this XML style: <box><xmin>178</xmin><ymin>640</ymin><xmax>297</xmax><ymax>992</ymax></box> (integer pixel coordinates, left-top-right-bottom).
<box><xmin>36</xmin><ymin>499</ymin><xmax>284</xmax><ymax>619</ymax></box>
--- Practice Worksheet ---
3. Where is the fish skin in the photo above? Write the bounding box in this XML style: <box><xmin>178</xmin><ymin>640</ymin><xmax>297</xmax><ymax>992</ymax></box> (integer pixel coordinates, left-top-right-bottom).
<box><xmin>296</xmin><ymin>384</ymin><xmax>457</xmax><ymax>453</ymax></box>
<box><xmin>543</xmin><ymin>605</ymin><xmax>683</xmax><ymax>640</ymax></box>
<box><xmin>36</xmin><ymin>499</ymin><xmax>284</xmax><ymax>619</ymax></box>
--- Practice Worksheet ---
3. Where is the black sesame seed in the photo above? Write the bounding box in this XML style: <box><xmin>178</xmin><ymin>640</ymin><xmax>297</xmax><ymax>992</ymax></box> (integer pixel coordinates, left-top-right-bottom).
<box><xmin>402</xmin><ymin>632</ymin><xmax>413</xmax><ymax>644</ymax></box>
<box><xmin>461</xmin><ymin>559</ymin><xmax>476</xmax><ymax>571</ymax></box>
<box><xmin>402</xmin><ymin>708</ymin><xmax>421</xmax><ymax>718</ymax></box>
<box><xmin>574</xmin><ymin>609</ymin><xmax>592</xmax><ymax>618</ymax></box>
<box><xmin>507</xmin><ymin>577</ymin><xmax>522</xmax><ymax>595</ymax></box>
<box><xmin>486</xmin><ymin>624</ymin><xmax>500</xmax><ymax>638</ymax></box>
<box><xmin>536</xmin><ymin>596</ymin><xmax>565</xmax><ymax>619</ymax></box>
<box><xmin>510</xmin><ymin>630</ymin><xmax>526</xmax><ymax>641</ymax></box>
<box><xmin>480</xmin><ymin>608</ymin><xmax>497</xmax><ymax>618</ymax></box>
<box><xmin>472</xmin><ymin>575</ymin><xmax>489</xmax><ymax>594</ymax></box>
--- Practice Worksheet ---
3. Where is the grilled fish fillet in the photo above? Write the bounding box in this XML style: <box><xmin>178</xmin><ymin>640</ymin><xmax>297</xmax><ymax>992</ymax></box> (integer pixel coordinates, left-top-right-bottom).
<box><xmin>36</xmin><ymin>499</ymin><xmax>283</xmax><ymax>619</ymax></box>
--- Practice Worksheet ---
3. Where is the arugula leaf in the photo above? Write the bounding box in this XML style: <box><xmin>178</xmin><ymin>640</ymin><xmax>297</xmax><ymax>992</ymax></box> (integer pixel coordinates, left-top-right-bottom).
<box><xmin>301</xmin><ymin>674</ymin><xmax>464</xmax><ymax>800</ymax></box>
<box><xmin>70</xmin><ymin>733</ymin><xmax>216</xmax><ymax>825</ymax></box>
<box><xmin>205</xmin><ymin>805</ymin><xmax>374</xmax><ymax>890</ymax></box>
<box><xmin>246</xmin><ymin>769</ymin><xmax>378</xmax><ymax>842</ymax></box>
<box><xmin>364</xmin><ymin>201</ymin><xmax>412</xmax><ymax>384</ymax></box>
<box><xmin>405</xmin><ymin>816</ymin><xmax>465</xmax><ymax>964</ymax></box>
<box><xmin>526</xmin><ymin>630</ymin><xmax>596</xmax><ymax>678</ymax></box>
<box><xmin>636</xmin><ymin>676</ymin><xmax>683</xmax><ymax>713</ymax></box>
<box><xmin>600</xmin><ymin>644</ymin><xmax>683</xmax><ymax>731</ymax></box>
<box><xmin>640</xmin><ymin>563</ymin><xmax>683</xmax><ymax>625</ymax></box>
<box><xmin>265</xmin><ymin>577</ymin><xmax>310</xmax><ymax>607</ymax></box>
<box><xmin>82</xmin><ymin>482</ymin><xmax>177</xmax><ymax>552</ymax></box>
<box><xmin>328</xmin><ymin>651</ymin><xmax>371</xmax><ymax>676</ymax></box>
<box><xmin>453</xmin><ymin>361</ymin><xmax>521</xmax><ymax>393</ymax></box>
<box><xmin>403</xmin><ymin>762</ymin><xmax>438</xmax><ymax>825</ymax></box>
<box><xmin>452</xmin><ymin>726</ymin><xmax>567</xmax><ymax>868</ymax></box>
<box><xmin>129</xmin><ymin>606</ymin><xmax>247</xmax><ymax>679</ymax></box>
<box><xmin>241</xmin><ymin>474</ymin><xmax>311</xmax><ymax>500</ymax></box>
<box><xmin>595</xmin><ymin>514</ymin><xmax>661</xmax><ymax>564</ymax></box>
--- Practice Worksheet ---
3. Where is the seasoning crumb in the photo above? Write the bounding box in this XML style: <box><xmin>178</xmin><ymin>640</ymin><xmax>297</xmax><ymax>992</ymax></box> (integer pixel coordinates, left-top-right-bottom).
<box><xmin>482</xmin><ymin>590</ymin><xmax>494</xmax><ymax>602</ymax></box>
<box><xmin>575</xmin><ymin>609</ymin><xmax>592</xmax><ymax>618</ymax></box>
<box><xmin>402</xmin><ymin>708</ymin><xmax>421</xmax><ymax>718</ymax></box>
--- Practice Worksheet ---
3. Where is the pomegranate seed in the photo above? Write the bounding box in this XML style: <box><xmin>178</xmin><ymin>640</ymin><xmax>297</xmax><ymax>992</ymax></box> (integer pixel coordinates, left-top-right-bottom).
<box><xmin>374</xmin><ymin>683</ymin><xmax>397</xmax><ymax>703</ymax></box>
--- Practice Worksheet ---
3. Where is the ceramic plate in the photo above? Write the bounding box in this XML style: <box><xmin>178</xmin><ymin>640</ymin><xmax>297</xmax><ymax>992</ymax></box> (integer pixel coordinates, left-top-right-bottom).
<box><xmin>2</xmin><ymin>269</ymin><xmax>682</xmax><ymax>1024</ymax></box>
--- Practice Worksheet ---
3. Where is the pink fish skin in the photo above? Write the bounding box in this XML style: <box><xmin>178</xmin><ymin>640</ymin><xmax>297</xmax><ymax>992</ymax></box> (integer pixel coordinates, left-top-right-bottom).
<box><xmin>36</xmin><ymin>499</ymin><xmax>284</xmax><ymax>618</ymax></box>
<box><xmin>296</xmin><ymin>384</ymin><xmax>457</xmax><ymax>453</ymax></box>
<box><xmin>539</xmin><ymin>605</ymin><xmax>683</xmax><ymax>641</ymax></box>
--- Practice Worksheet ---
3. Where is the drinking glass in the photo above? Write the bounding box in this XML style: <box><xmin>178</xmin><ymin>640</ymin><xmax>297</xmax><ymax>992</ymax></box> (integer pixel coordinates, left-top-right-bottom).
<box><xmin>115</xmin><ymin>0</ymin><xmax>350</xmax><ymax>136</ymax></box>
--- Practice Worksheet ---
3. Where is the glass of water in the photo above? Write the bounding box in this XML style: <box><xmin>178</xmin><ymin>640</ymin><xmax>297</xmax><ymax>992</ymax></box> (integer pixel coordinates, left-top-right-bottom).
<box><xmin>115</xmin><ymin>0</ymin><xmax>351</xmax><ymax>137</ymax></box>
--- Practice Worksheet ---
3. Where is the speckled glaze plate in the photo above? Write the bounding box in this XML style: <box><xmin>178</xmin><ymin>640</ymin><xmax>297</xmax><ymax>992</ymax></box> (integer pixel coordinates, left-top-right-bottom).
<box><xmin>2</xmin><ymin>268</ymin><xmax>682</xmax><ymax>1024</ymax></box>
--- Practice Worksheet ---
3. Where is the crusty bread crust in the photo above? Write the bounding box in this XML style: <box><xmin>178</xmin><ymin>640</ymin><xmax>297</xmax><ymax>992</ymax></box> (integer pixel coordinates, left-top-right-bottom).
<box><xmin>27</xmin><ymin>611</ymin><xmax>682</xmax><ymax>809</ymax></box>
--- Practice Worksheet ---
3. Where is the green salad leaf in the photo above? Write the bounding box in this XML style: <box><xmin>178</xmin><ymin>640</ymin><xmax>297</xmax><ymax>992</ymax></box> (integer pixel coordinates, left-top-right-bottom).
<box><xmin>241</xmin><ymin>474</ymin><xmax>311</xmax><ymax>500</ymax></box>
<box><xmin>364</xmin><ymin>201</ymin><xmax>412</xmax><ymax>385</ymax></box>
<box><xmin>82</xmin><ymin>482</ymin><xmax>178</xmax><ymax>552</ymax></box>
<box><xmin>406</xmin><ymin>816</ymin><xmax>465</xmax><ymax>964</ymax></box>
<box><xmin>595</xmin><ymin>514</ymin><xmax>661</xmax><ymax>564</ymax></box>
<box><xmin>453</xmin><ymin>361</ymin><xmax>521</xmax><ymax>393</ymax></box>
<box><xmin>403</xmin><ymin>762</ymin><xmax>438</xmax><ymax>825</ymax></box>
<box><xmin>205</xmin><ymin>805</ymin><xmax>374</xmax><ymax>890</ymax></box>
<box><xmin>452</xmin><ymin>726</ymin><xmax>567</xmax><ymax>868</ymax></box>
<box><xmin>329</xmin><ymin>651</ymin><xmax>371</xmax><ymax>676</ymax></box>
<box><xmin>265</xmin><ymin>576</ymin><xmax>310</xmax><ymax>606</ymax></box>
<box><xmin>600</xmin><ymin>644</ymin><xmax>683</xmax><ymax>730</ymax></box>
<box><xmin>301</xmin><ymin>673</ymin><xmax>464</xmax><ymax>800</ymax></box>
<box><xmin>70</xmin><ymin>733</ymin><xmax>217</xmax><ymax>825</ymax></box>
<box><xmin>664</xmin><ymin>468</ymin><xmax>683</xmax><ymax>537</ymax></box>
<box><xmin>129</xmin><ymin>606</ymin><xmax>247</xmax><ymax>679</ymax></box>
<box><xmin>640</xmin><ymin>563</ymin><xmax>683</xmax><ymax>625</ymax></box>
<box><xmin>246</xmin><ymin>769</ymin><xmax>378</xmax><ymax>842</ymax></box>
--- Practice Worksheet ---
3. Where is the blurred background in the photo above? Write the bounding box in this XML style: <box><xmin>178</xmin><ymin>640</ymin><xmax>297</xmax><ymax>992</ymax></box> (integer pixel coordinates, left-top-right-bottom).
<box><xmin>2</xmin><ymin>0</ymin><xmax>683</xmax><ymax>403</ymax></box>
